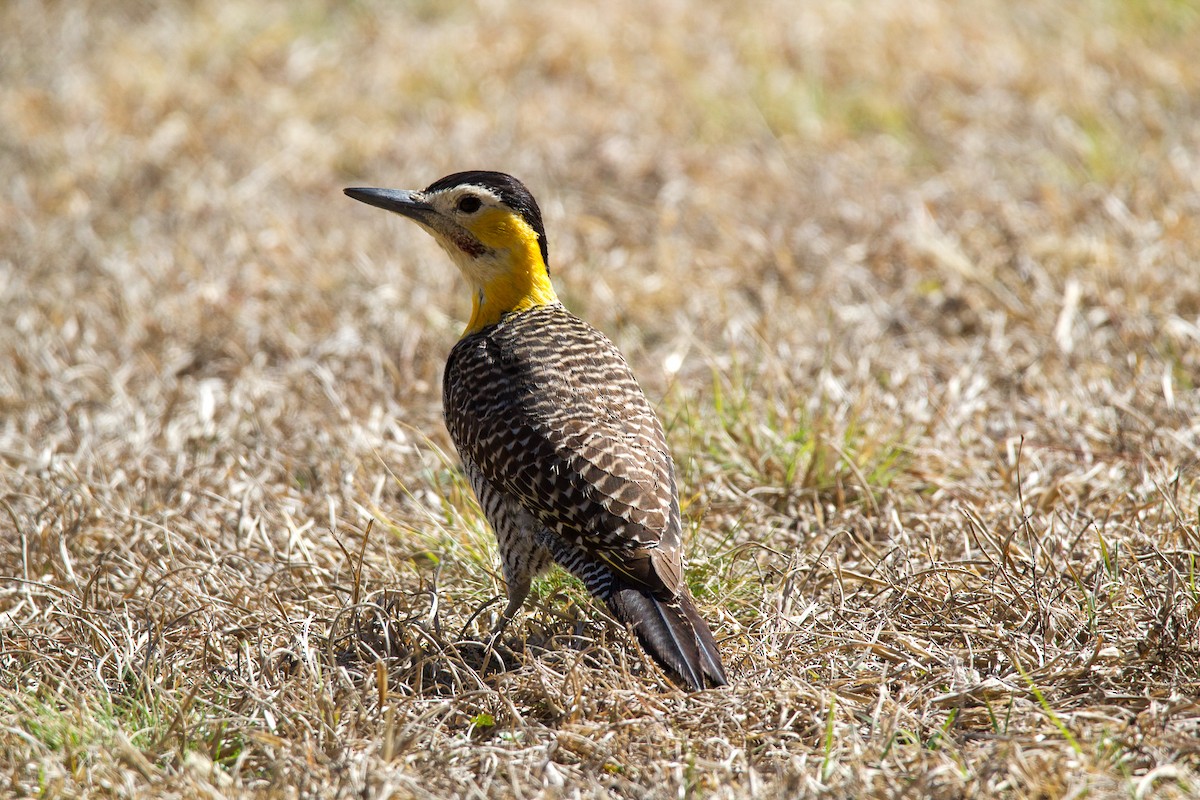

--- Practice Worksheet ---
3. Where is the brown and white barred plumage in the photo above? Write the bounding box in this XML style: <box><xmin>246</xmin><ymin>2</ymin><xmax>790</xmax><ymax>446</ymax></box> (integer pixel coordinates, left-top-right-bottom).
<box><xmin>444</xmin><ymin>303</ymin><xmax>727</xmax><ymax>690</ymax></box>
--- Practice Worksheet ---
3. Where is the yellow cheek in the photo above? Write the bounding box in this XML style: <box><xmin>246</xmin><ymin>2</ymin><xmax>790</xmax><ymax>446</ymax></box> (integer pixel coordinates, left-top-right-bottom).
<box><xmin>470</xmin><ymin>208</ymin><xmax>538</xmax><ymax>251</ymax></box>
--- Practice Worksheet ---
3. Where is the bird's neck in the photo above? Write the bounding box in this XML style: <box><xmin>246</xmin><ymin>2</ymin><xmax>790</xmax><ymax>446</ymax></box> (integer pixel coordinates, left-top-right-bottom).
<box><xmin>463</xmin><ymin>242</ymin><xmax>558</xmax><ymax>335</ymax></box>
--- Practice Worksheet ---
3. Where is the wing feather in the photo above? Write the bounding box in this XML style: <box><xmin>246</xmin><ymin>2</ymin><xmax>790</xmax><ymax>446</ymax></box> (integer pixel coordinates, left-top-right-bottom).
<box><xmin>443</xmin><ymin>304</ymin><xmax>683</xmax><ymax>594</ymax></box>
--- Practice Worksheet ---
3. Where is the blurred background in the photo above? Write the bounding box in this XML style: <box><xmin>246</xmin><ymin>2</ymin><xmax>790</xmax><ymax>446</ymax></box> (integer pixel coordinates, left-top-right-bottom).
<box><xmin>2</xmin><ymin>0</ymin><xmax>1199</xmax><ymax>796</ymax></box>
<box><xmin>7</xmin><ymin>0</ymin><xmax>1197</xmax><ymax>480</ymax></box>
<box><xmin>6</xmin><ymin>0</ymin><xmax>1199</xmax><ymax>410</ymax></box>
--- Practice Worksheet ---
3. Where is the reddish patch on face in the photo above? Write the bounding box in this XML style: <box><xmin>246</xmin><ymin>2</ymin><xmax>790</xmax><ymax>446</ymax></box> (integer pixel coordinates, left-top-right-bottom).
<box><xmin>452</xmin><ymin>231</ymin><xmax>486</xmax><ymax>257</ymax></box>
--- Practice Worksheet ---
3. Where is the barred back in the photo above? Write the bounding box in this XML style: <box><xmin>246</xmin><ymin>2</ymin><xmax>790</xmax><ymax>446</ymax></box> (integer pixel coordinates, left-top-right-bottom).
<box><xmin>443</xmin><ymin>303</ymin><xmax>683</xmax><ymax>595</ymax></box>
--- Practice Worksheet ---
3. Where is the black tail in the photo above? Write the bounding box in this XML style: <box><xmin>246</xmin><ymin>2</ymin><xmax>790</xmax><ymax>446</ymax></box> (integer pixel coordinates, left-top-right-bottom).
<box><xmin>608</xmin><ymin>587</ymin><xmax>728</xmax><ymax>690</ymax></box>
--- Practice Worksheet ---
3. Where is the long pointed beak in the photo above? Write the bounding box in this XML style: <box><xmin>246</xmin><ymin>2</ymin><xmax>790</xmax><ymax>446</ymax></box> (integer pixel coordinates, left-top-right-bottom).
<box><xmin>343</xmin><ymin>187</ymin><xmax>434</xmax><ymax>222</ymax></box>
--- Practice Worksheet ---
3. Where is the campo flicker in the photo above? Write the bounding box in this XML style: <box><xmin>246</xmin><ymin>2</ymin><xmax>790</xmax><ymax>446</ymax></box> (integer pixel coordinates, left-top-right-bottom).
<box><xmin>345</xmin><ymin>171</ymin><xmax>727</xmax><ymax>690</ymax></box>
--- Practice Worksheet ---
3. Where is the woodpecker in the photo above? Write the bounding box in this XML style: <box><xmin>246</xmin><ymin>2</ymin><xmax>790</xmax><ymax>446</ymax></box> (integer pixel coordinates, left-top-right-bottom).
<box><xmin>345</xmin><ymin>171</ymin><xmax>727</xmax><ymax>690</ymax></box>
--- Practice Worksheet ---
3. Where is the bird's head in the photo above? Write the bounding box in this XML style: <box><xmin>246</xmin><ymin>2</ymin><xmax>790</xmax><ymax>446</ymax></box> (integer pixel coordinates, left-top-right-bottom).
<box><xmin>345</xmin><ymin>171</ymin><xmax>558</xmax><ymax>334</ymax></box>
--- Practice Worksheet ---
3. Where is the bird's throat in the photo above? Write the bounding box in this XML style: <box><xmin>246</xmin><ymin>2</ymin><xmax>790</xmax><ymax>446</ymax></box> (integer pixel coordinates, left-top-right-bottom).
<box><xmin>464</xmin><ymin>246</ymin><xmax>558</xmax><ymax>335</ymax></box>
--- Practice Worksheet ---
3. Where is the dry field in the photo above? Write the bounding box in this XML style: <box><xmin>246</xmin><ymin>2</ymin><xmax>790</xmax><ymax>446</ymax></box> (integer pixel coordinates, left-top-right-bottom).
<box><xmin>3</xmin><ymin>0</ymin><xmax>1199</xmax><ymax>797</ymax></box>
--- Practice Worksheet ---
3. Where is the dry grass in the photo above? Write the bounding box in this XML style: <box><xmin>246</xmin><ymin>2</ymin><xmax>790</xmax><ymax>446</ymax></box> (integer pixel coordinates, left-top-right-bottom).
<box><xmin>3</xmin><ymin>0</ymin><xmax>1200</xmax><ymax>796</ymax></box>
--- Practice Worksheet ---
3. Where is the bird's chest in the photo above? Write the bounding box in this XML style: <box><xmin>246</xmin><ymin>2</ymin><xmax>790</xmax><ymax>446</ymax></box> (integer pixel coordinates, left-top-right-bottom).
<box><xmin>443</xmin><ymin>336</ymin><xmax>530</xmax><ymax>446</ymax></box>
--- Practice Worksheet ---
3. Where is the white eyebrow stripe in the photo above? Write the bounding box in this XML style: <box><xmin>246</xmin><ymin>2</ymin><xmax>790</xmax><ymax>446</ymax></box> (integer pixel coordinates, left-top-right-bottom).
<box><xmin>432</xmin><ymin>185</ymin><xmax>504</xmax><ymax>205</ymax></box>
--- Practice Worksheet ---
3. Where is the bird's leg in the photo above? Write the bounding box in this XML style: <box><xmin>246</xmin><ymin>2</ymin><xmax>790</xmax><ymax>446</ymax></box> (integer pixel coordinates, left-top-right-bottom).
<box><xmin>491</xmin><ymin>533</ymin><xmax>544</xmax><ymax>633</ymax></box>
<box><xmin>489</xmin><ymin>575</ymin><xmax>530</xmax><ymax>636</ymax></box>
<box><xmin>479</xmin><ymin>519</ymin><xmax>552</xmax><ymax>672</ymax></box>
<box><xmin>479</xmin><ymin>574</ymin><xmax>529</xmax><ymax>676</ymax></box>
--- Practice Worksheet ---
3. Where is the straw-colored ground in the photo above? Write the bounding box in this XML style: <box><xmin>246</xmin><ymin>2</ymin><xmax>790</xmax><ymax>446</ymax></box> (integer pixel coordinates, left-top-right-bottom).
<box><xmin>3</xmin><ymin>0</ymin><xmax>1199</xmax><ymax>797</ymax></box>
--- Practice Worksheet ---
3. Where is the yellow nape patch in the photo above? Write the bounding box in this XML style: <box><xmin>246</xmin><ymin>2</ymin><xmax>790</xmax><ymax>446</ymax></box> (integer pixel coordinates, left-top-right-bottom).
<box><xmin>462</xmin><ymin>207</ymin><xmax>557</xmax><ymax>334</ymax></box>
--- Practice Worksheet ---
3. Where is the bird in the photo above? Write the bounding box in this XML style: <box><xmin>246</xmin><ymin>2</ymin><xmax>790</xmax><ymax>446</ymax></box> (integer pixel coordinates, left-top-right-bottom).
<box><xmin>344</xmin><ymin>171</ymin><xmax>727</xmax><ymax>690</ymax></box>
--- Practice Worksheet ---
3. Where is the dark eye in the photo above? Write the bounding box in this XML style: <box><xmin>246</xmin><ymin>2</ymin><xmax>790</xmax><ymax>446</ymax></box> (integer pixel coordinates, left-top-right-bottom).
<box><xmin>457</xmin><ymin>195</ymin><xmax>482</xmax><ymax>213</ymax></box>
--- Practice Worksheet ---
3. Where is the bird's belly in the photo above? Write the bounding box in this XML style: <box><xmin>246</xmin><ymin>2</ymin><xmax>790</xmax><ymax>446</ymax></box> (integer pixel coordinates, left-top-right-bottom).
<box><xmin>462</xmin><ymin>459</ymin><xmax>551</xmax><ymax>574</ymax></box>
